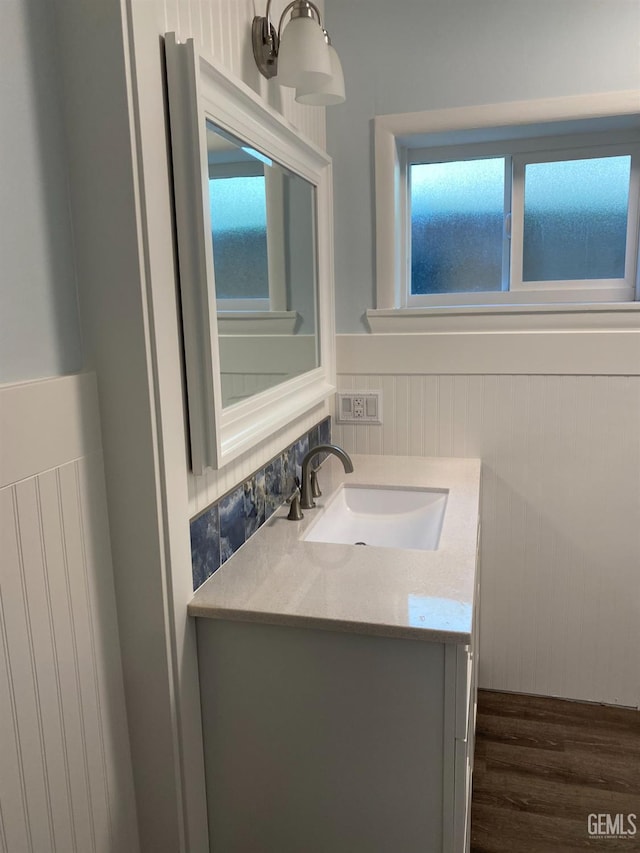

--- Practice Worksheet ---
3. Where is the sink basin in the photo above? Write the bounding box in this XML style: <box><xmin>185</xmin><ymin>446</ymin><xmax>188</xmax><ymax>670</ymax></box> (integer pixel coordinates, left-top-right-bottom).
<box><xmin>302</xmin><ymin>485</ymin><xmax>448</xmax><ymax>551</ymax></box>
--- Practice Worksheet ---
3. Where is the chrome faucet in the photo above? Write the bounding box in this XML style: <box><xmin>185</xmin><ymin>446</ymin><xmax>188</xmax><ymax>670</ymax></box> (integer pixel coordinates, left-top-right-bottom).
<box><xmin>300</xmin><ymin>444</ymin><xmax>353</xmax><ymax>509</ymax></box>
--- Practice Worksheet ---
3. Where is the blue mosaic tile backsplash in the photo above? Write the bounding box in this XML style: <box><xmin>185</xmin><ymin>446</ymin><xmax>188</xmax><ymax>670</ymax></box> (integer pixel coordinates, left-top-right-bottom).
<box><xmin>190</xmin><ymin>416</ymin><xmax>331</xmax><ymax>591</ymax></box>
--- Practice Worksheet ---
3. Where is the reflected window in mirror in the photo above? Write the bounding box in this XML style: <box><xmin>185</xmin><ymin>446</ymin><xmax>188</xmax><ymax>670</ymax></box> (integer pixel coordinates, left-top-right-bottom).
<box><xmin>209</xmin><ymin>173</ymin><xmax>270</xmax><ymax>308</ymax></box>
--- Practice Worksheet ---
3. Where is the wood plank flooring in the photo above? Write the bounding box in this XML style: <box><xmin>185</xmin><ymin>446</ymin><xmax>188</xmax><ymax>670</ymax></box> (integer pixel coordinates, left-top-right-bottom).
<box><xmin>470</xmin><ymin>690</ymin><xmax>640</xmax><ymax>853</ymax></box>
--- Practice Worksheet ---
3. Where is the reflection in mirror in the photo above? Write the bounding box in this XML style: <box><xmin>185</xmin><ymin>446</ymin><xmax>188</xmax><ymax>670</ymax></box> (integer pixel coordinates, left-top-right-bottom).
<box><xmin>206</xmin><ymin>121</ymin><xmax>319</xmax><ymax>409</ymax></box>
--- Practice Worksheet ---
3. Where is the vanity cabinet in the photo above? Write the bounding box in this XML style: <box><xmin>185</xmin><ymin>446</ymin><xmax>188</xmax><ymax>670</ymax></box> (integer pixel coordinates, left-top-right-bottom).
<box><xmin>196</xmin><ymin>570</ymin><xmax>479</xmax><ymax>853</ymax></box>
<box><xmin>190</xmin><ymin>454</ymin><xmax>481</xmax><ymax>852</ymax></box>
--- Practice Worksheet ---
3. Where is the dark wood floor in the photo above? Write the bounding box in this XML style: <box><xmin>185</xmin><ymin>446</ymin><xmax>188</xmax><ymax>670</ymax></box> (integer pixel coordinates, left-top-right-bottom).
<box><xmin>470</xmin><ymin>690</ymin><xmax>640</xmax><ymax>853</ymax></box>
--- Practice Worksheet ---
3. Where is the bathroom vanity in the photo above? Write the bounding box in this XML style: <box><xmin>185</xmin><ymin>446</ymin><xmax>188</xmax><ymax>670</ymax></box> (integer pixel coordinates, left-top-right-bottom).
<box><xmin>189</xmin><ymin>454</ymin><xmax>481</xmax><ymax>853</ymax></box>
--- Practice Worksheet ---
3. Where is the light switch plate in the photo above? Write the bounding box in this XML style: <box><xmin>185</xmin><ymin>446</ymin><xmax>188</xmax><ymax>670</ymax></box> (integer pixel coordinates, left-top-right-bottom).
<box><xmin>336</xmin><ymin>391</ymin><xmax>383</xmax><ymax>424</ymax></box>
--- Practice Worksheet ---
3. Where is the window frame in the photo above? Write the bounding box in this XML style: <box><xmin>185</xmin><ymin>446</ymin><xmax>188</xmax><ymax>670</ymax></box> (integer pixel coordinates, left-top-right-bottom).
<box><xmin>372</xmin><ymin>93</ymin><xmax>640</xmax><ymax>329</ymax></box>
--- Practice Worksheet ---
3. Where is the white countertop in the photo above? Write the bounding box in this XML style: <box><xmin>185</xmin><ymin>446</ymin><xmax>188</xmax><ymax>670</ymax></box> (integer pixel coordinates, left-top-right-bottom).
<box><xmin>188</xmin><ymin>454</ymin><xmax>481</xmax><ymax>643</ymax></box>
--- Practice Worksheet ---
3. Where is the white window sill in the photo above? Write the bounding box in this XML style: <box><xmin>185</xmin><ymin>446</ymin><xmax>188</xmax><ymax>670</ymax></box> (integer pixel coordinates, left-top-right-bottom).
<box><xmin>217</xmin><ymin>310</ymin><xmax>298</xmax><ymax>335</ymax></box>
<box><xmin>366</xmin><ymin>303</ymin><xmax>640</xmax><ymax>334</ymax></box>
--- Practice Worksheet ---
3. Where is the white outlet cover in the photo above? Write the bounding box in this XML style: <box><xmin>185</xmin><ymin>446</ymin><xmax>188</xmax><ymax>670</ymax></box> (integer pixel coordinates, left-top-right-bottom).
<box><xmin>336</xmin><ymin>391</ymin><xmax>383</xmax><ymax>424</ymax></box>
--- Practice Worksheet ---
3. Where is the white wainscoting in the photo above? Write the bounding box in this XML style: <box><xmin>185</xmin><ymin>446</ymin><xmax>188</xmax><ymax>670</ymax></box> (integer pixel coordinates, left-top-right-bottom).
<box><xmin>217</xmin><ymin>337</ymin><xmax>321</xmax><ymax>421</ymax></box>
<box><xmin>0</xmin><ymin>374</ymin><xmax>139</xmax><ymax>852</ymax></box>
<box><xmin>334</xmin><ymin>344</ymin><xmax>640</xmax><ymax>708</ymax></box>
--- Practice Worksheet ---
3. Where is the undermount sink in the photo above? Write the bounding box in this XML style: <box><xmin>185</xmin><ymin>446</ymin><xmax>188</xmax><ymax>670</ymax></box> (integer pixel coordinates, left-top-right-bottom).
<box><xmin>302</xmin><ymin>484</ymin><xmax>448</xmax><ymax>551</ymax></box>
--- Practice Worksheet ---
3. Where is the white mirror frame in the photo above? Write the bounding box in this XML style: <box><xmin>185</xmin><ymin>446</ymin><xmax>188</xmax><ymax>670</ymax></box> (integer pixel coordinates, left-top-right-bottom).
<box><xmin>165</xmin><ymin>33</ymin><xmax>335</xmax><ymax>473</ymax></box>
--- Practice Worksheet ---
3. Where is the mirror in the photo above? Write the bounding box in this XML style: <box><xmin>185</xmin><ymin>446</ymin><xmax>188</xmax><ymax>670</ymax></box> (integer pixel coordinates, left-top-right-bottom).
<box><xmin>165</xmin><ymin>34</ymin><xmax>335</xmax><ymax>472</ymax></box>
<box><xmin>205</xmin><ymin>121</ymin><xmax>319</xmax><ymax>408</ymax></box>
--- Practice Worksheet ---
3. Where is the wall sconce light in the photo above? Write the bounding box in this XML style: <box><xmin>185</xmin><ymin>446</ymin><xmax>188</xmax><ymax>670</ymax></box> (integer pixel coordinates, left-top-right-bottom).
<box><xmin>252</xmin><ymin>0</ymin><xmax>346</xmax><ymax>106</ymax></box>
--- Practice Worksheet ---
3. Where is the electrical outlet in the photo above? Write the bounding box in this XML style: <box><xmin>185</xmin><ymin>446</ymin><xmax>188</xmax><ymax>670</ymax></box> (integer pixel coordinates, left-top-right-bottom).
<box><xmin>336</xmin><ymin>391</ymin><xmax>383</xmax><ymax>424</ymax></box>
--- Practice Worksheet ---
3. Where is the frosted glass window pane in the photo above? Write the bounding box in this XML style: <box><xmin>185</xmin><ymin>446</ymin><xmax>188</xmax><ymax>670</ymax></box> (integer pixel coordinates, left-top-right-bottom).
<box><xmin>410</xmin><ymin>158</ymin><xmax>505</xmax><ymax>294</ymax></box>
<box><xmin>522</xmin><ymin>156</ymin><xmax>630</xmax><ymax>282</ymax></box>
<box><xmin>209</xmin><ymin>176</ymin><xmax>269</xmax><ymax>299</ymax></box>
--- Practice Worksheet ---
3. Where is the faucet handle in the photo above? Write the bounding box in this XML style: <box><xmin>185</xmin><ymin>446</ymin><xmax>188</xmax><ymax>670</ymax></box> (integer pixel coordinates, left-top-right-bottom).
<box><xmin>310</xmin><ymin>469</ymin><xmax>322</xmax><ymax>498</ymax></box>
<box><xmin>286</xmin><ymin>480</ymin><xmax>304</xmax><ymax>521</ymax></box>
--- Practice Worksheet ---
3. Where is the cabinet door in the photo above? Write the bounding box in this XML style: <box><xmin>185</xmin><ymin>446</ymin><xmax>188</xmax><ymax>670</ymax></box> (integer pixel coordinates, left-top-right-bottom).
<box><xmin>446</xmin><ymin>531</ymin><xmax>480</xmax><ymax>852</ymax></box>
<box><xmin>453</xmin><ymin>645</ymin><xmax>473</xmax><ymax>852</ymax></box>
<box><xmin>454</xmin><ymin>737</ymin><xmax>473</xmax><ymax>852</ymax></box>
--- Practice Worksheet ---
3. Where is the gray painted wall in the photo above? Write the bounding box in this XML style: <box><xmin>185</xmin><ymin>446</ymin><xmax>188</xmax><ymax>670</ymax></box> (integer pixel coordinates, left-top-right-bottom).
<box><xmin>1</xmin><ymin>0</ymin><xmax>82</xmax><ymax>381</ymax></box>
<box><xmin>325</xmin><ymin>0</ymin><xmax>640</xmax><ymax>332</ymax></box>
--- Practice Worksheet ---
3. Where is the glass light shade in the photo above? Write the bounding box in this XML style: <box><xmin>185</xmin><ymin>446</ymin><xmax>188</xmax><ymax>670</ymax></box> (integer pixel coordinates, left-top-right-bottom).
<box><xmin>295</xmin><ymin>44</ymin><xmax>345</xmax><ymax>106</ymax></box>
<box><xmin>277</xmin><ymin>16</ymin><xmax>332</xmax><ymax>89</ymax></box>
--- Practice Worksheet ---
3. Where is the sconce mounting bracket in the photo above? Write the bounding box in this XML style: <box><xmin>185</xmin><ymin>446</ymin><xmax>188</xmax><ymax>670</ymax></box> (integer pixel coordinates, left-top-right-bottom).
<box><xmin>252</xmin><ymin>17</ymin><xmax>279</xmax><ymax>79</ymax></box>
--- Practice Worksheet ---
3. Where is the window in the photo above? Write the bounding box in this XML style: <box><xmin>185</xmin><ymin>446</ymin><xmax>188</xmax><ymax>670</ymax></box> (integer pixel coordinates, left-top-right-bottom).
<box><xmin>407</xmin><ymin>139</ymin><xmax>639</xmax><ymax>307</ymax></box>
<box><xmin>373</xmin><ymin>95</ymin><xmax>640</xmax><ymax>328</ymax></box>
<box><xmin>410</xmin><ymin>157</ymin><xmax>506</xmax><ymax>297</ymax></box>
<box><xmin>516</xmin><ymin>154</ymin><xmax>630</xmax><ymax>286</ymax></box>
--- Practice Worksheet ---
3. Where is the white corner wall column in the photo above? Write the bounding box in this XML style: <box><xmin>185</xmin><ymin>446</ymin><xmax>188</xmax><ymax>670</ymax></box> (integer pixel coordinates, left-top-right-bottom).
<box><xmin>124</xmin><ymin>5</ymin><xmax>332</xmax><ymax>850</ymax></box>
<box><xmin>335</xmin><ymin>333</ymin><xmax>640</xmax><ymax>709</ymax></box>
<box><xmin>53</xmin><ymin>0</ymin><xmax>331</xmax><ymax>851</ymax></box>
<box><xmin>52</xmin><ymin>0</ymin><xmax>194</xmax><ymax>849</ymax></box>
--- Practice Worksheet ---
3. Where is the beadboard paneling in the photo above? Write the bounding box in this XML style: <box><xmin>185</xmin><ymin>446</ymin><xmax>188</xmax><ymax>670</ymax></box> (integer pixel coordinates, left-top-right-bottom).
<box><xmin>334</xmin><ymin>372</ymin><xmax>640</xmax><ymax>708</ymax></box>
<box><xmin>0</xmin><ymin>375</ymin><xmax>139</xmax><ymax>852</ymax></box>
<box><xmin>161</xmin><ymin>0</ymin><xmax>326</xmax><ymax>150</ymax></box>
